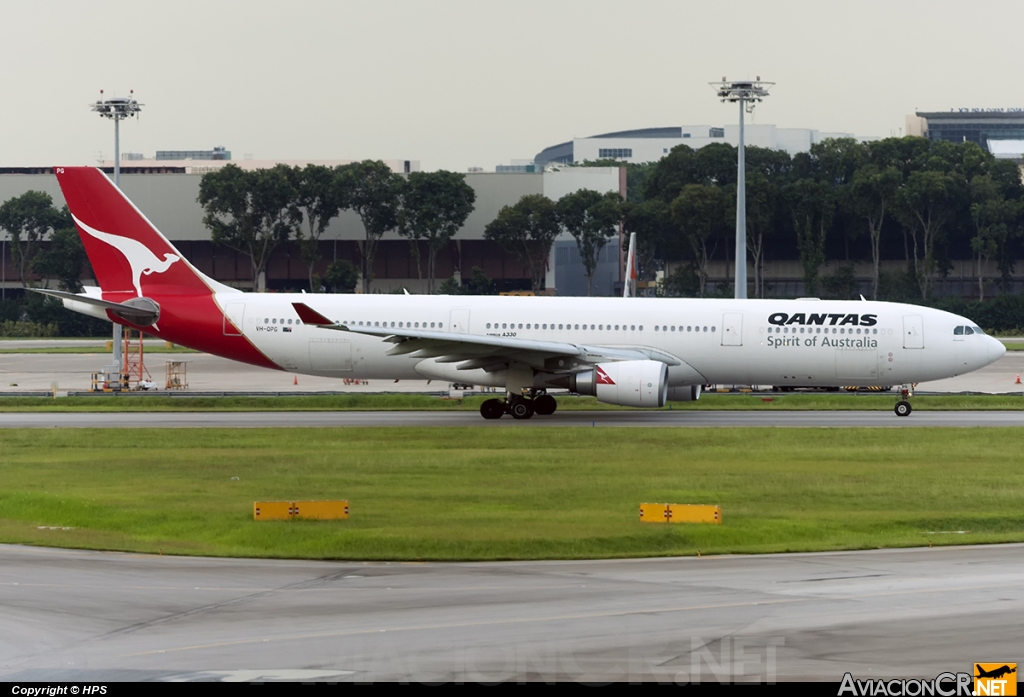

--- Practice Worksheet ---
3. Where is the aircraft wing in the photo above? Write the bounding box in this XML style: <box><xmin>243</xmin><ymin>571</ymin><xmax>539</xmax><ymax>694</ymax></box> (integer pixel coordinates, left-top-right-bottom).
<box><xmin>292</xmin><ymin>302</ymin><xmax>680</xmax><ymax>372</ymax></box>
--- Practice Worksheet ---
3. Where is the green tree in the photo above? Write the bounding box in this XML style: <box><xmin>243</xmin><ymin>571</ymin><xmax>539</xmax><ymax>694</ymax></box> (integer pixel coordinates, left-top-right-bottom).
<box><xmin>0</xmin><ymin>191</ymin><xmax>67</xmax><ymax>287</ymax></box>
<box><xmin>438</xmin><ymin>266</ymin><xmax>495</xmax><ymax>296</ymax></box>
<box><xmin>199</xmin><ymin>164</ymin><xmax>300</xmax><ymax>291</ymax></box>
<box><xmin>669</xmin><ymin>184</ymin><xmax>729</xmax><ymax>296</ymax></box>
<box><xmin>293</xmin><ymin>164</ymin><xmax>351</xmax><ymax>291</ymax></box>
<box><xmin>968</xmin><ymin>174</ymin><xmax>1018</xmax><ymax>301</ymax></box>
<box><xmin>658</xmin><ymin>264</ymin><xmax>700</xmax><ymax>297</ymax></box>
<box><xmin>895</xmin><ymin>170</ymin><xmax>967</xmax><ymax>300</ymax></box>
<box><xmin>464</xmin><ymin>266</ymin><xmax>495</xmax><ymax>295</ymax></box>
<box><xmin>32</xmin><ymin>214</ymin><xmax>89</xmax><ymax>293</ymax></box>
<box><xmin>644</xmin><ymin>145</ymin><xmax>699</xmax><ymax>203</ymax></box>
<box><xmin>323</xmin><ymin>259</ymin><xmax>360</xmax><ymax>293</ymax></box>
<box><xmin>810</xmin><ymin>138</ymin><xmax>866</xmax><ymax>186</ymax></box>
<box><xmin>785</xmin><ymin>178</ymin><xmax>834</xmax><ymax>296</ymax></box>
<box><xmin>557</xmin><ymin>189</ymin><xmax>621</xmax><ymax>295</ymax></box>
<box><xmin>692</xmin><ymin>142</ymin><xmax>738</xmax><ymax>185</ymax></box>
<box><xmin>744</xmin><ymin>172</ymin><xmax>778</xmax><ymax>298</ymax></box>
<box><xmin>345</xmin><ymin>161</ymin><xmax>405</xmax><ymax>293</ymax></box>
<box><xmin>484</xmin><ymin>194</ymin><xmax>559</xmax><ymax>292</ymax></box>
<box><xmin>622</xmin><ymin>198</ymin><xmax>676</xmax><ymax>288</ymax></box>
<box><xmin>398</xmin><ymin>170</ymin><xmax>476</xmax><ymax>293</ymax></box>
<box><xmin>986</xmin><ymin>160</ymin><xmax>1024</xmax><ymax>291</ymax></box>
<box><xmin>847</xmin><ymin>164</ymin><xmax>902</xmax><ymax>299</ymax></box>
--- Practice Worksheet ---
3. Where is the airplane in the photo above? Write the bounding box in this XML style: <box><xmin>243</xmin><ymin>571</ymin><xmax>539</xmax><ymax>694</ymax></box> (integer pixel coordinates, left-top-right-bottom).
<box><xmin>975</xmin><ymin>665</ymin><xmax>1016</xmax><ymax>680</ymax></box>
<box><xmin>37</xmin><ymin>167</ymin><xmax>1006</xmax><ymax>420</ymax></box>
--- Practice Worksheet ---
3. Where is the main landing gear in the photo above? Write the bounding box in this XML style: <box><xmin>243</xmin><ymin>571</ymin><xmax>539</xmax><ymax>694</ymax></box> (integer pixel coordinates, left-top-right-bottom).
<box><xmin>894</xmin><ymin>385</ymin><xmax>913</xmax><ymax>417</ymax></box>
<box><xmin>480</xmin><ymin>391</ymin><xmax>558</xmax><ymax>420</ymax></box>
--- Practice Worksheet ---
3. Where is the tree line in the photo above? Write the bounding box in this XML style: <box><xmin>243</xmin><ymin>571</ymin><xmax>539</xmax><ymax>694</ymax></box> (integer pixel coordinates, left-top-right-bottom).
<box><xmin>0</xmin><ymin>191</ymin><xmax>110</xmax><ymax>336</ymax></box>
<box><xmin>604</xmin><ymin>136</ymin><xmax>1024</xmax><ymax>302</ymax></box>
<box><xmin>198</xmin><ymin>161</ymin><xmax>476</xmax><ymax>294</ymax></box>
<box><xmin>200</xmin><ymin>162</ymin><xmax>627</xmax><ymax>297</ymax></box>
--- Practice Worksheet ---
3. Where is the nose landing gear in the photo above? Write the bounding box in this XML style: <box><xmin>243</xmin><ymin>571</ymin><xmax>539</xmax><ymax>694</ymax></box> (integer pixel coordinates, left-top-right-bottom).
<box><xmin>894</xmin><ymin>385</ymin><xmax>913</xmax><ymax>417</ymax></box>
<box><xmin>478</xmin><ymin>391</ymin><xmax>558</xmax><ymax>420</ymax></box>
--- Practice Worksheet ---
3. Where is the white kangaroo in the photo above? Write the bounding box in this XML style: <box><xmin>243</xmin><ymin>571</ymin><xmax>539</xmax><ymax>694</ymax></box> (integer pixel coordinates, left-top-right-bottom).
<box><xmin>72</xmin><ymin>214</ymin><xmax>180</xmax><ymax>297</ymax></box>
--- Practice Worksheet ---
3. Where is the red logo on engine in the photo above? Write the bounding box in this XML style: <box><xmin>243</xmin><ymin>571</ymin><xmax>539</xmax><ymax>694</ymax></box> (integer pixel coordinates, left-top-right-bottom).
<box><xmin>596</xmin><ymin>366</ymin><xmax>615</xmax><ymax>385</ymax></box>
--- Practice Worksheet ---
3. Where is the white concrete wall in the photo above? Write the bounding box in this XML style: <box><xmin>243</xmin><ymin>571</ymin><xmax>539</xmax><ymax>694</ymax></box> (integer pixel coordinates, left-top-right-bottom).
<box><xmin>541</xmin><ymin>167</ymin><xmax>620</xmax><ymax>200</ymax></box>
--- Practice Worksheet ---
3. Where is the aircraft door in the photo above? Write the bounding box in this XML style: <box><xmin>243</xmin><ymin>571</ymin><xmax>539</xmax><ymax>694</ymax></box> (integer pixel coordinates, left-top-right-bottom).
<box><xmin>721</xmin><ymin>312</ymin><xmax>743</xmax><ymax>346</ymax></box>
<box><xmin>903</xmin><ymin>315</ymin><xmax>924</xmax><ymax>349</ymax></box>
<box><xmin>450</xmin><ymin>309</ymin><xmax>470</xmax><ymax>334</ymax></box>
<box><xmin>223</xmin><ymin>302</ymin><xmax>245</xmax><ymax>336</ymax></box>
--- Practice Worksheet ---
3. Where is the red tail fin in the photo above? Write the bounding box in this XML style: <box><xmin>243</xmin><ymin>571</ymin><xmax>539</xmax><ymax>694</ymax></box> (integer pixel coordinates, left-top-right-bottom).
<box><xmin>54</xmin><ymin>167</ymin><xmax>212</xmax><ymax>297</ymax></box>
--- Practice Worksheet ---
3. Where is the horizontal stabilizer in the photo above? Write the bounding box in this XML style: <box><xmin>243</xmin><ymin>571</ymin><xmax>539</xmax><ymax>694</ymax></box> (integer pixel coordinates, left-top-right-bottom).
<box><xmin>30</xmin><ymin>288</ymin><xmax>160</xmax><ymax>325</ymax></box>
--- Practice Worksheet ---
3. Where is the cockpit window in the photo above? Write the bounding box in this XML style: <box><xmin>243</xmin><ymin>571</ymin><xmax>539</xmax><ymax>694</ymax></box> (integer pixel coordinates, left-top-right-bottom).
<box><xmin>973</xmin><ymin>326</ymin><xmax>985</xmax><ymax>335</ymax></box>
<box><xmin>954</xmin><ymin>326</ymin><xmax>963</xmax><ymax>335</ymax></box>
<box><xmin>964</xmin><ymin>326</ymin><xmax>974</xmax><ymax>335</ymax></box>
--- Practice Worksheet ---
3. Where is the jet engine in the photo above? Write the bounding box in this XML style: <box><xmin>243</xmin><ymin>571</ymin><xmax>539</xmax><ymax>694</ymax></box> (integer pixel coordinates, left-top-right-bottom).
<box><xmin>666</xmin><ymin>384</ymin><xmax>701</xmax><ymax>402</ymax></box>
<box><xmin>566</xmin><ymin>360</ymin><xmax>668</xmax><ymax>408</ymax></box>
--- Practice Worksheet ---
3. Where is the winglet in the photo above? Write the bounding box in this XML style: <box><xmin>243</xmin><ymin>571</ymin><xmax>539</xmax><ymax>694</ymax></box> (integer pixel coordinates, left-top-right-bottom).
<box><xmin>292</xmin><ymin>302</ymin><xmax>335</xmax><ymax>326</ymax></box>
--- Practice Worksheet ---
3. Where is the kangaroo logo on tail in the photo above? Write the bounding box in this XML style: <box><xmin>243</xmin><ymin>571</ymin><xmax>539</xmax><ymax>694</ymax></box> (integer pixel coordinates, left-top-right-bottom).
<box><xmin>72</xmin><ymin>213</ymin><xmax>180</xmax><ymax>297</ymax></box>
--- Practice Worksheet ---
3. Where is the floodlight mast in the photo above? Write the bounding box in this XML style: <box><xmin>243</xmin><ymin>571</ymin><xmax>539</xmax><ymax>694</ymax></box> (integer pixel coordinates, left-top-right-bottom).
<box><xmin>91</xmin><ymin>90</ymin><xmax>143</xmax><ymax>382</ymax></box>
<box><xmin>710</xmin><ymin>77</ymin><xmax>772</xmax><ymax>299</ymax></box>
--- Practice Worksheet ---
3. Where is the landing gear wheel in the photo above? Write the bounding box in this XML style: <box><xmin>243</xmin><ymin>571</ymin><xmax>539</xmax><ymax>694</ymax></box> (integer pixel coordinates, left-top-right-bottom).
<box><xmin>533</xmin><ymin>394</ymin><xmax>557</xmax><ymax>416</ymax></box>
<box><xmin>508</xmin><ymin>398</ymin><xmax>535</xmax><ymax>420</ymax></box>
<box><xmin>480</xmin><ymin>398</ymin><xmax>505</xmax><ymax>420</ymax></box>
<box><xmin>894</xmin><ymin>400</ymin><xmax>912</xmax><ymax>417</ymax></box>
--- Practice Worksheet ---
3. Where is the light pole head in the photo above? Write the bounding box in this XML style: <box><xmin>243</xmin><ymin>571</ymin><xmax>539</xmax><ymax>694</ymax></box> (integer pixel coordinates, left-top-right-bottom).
<box><xmin>91</xmin><ymin>90</ymin><xmax>143</xmax><ymax>121</ymax></box>
<box><xmin>710</xmin><ymin>77</ymin><xmax>773</xmax><ymax>112</ymax></box>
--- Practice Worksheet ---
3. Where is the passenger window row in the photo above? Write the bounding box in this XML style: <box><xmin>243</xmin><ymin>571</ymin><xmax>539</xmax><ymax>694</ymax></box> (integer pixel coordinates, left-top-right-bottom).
<box><xmin>264</xmin><ymin>318</ymin><xmax>445</xmax><ymax>329</ymax></box>
<box><xmin>767</xmin><ymin>326</ymin><xmax>878</xmax><ymax>335</ymax></box>
<box><xmin>654</xmin><ymin>325</ymin><xmax>713</xmax><ymax>333</ymax></box>
<box><xmin>343</xmin><ymin>321</ymin><xmax>443</xmax><ymax>329</ymax></box>
<box><xmin>484</xmin><ymin>323</ymin><xmax>652</xmax><ymax>331</ymax></box>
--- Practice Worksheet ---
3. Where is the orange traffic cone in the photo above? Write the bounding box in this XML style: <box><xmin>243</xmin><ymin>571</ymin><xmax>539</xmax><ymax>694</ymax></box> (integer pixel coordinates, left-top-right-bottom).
<box><xmin>1016</xmin><ymin>374</ymin><xmax>1021</xmax><ymax>385</ymax></box>
<box><xmin>293</xmin><ymin>375</ymin><xmax>298</xmax><ymax>385</ymax></box>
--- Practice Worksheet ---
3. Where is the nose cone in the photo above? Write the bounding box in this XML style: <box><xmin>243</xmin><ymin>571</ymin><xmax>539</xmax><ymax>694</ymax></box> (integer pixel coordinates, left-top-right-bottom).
<box><xmin>989</xmin><ymin>336</ymin><xmax>1007</xmax><ymax>364</ymax></box>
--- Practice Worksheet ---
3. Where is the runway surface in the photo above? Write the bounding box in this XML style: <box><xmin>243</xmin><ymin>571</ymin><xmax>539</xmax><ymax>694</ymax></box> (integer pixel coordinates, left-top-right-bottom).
<box><xmin>1</xmin><ymin>409</ymin><xmax>1023</xmax><ymax>428</ymax></box>
<box><xmin>1</xmin><ymin>543</ymin><xmax>1019</xmax><ymax>682</ymax></box>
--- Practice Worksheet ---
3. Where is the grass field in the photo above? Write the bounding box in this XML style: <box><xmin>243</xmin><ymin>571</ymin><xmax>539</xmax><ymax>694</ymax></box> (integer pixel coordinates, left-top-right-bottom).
<box><xmin>2</xmin><ymin>427</ymin><xmax>1022</xmax><ymax>561</ymax></box>
<box><xmin>0</xmin><ymin>392</ymin><xmax>1020</xmax><ymax>412</ymax></box>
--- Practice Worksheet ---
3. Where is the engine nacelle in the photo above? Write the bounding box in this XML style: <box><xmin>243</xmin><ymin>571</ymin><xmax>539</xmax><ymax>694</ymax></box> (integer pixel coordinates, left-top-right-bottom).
<box><xmin>666</xmin><ymin>385</ymin><xmax>702</xmax><ymax>402</ymax></box>
<box><xmin>569</xmin><ymin>360</ymin><xmax>668</xmax><ymax>408</ymax></box>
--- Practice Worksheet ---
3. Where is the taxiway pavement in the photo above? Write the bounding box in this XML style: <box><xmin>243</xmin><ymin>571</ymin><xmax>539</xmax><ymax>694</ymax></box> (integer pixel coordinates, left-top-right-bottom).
<box><xmin>0</xmin><ymin>543</ymin><xmax>1019</xmax><ymax>682</ymax></box>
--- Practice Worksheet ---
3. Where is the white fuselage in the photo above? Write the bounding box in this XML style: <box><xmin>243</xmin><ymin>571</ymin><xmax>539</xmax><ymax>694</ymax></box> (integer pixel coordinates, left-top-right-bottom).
<box><xmin>219</xmin><ymin>294</ymin><xmax>1005</xmax><ymax>389</ymax></box>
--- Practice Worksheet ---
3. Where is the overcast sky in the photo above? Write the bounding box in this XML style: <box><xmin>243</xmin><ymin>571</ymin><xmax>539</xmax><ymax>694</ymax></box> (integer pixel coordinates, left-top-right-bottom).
<box><xmin>4</xmin><ymin>0</ymin><xmax>1022</xmax><ymax>171</ymax></box>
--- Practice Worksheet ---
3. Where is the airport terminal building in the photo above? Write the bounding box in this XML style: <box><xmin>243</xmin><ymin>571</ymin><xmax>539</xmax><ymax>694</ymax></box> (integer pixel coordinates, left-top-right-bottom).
<box><xmin>534</xmin><ymin>124</ymin><xmax>865</xmax><ymax>166</ymax></box>
<box><xmin>908</xmin><ymin>110</ymin><xmax>1024</xmax><ymax>162</ymax></box>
